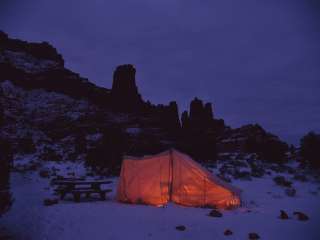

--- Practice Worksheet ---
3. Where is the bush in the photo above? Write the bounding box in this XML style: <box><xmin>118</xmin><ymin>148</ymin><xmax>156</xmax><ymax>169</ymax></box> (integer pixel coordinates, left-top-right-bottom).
<box><xmin>178</xmin><ymin>130</ymin><xmax>217</xmax><ymax>163</ymax></box>
<box><xmin>40</xmin><ymin>147</ymin><xmax>62</xmax><ymax>161</ymax></box>
<box><xmin>300</xmin><ymin>132</ymin><xmax>320</xmax><ymax>169</ymax></box>
<box><xmin>86</xmin><ymin>128</ymin><xmax>127</xmax><ymax>174</ymax></box>
<box><xmin>0</xmin><ymin>139</ymin><xmax>13</xmax><ymax>216</ymax></box>
<box><xmin>245</xmin><ymin>137</ymin><xmax>288</xmax><ymax>163</ymax></box>
<box><xmin>273</xmin><ymin>176</ymin><xmax>292</xmax><ymax>187</ymax></box>
<box><xmin>17</xmin><ymin>136</ymin><xmax>36</xmax><ymax>154</ymax></box>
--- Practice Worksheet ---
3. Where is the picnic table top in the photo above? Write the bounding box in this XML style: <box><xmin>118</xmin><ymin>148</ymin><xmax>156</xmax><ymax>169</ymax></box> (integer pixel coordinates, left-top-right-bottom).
<box><xmin>51</xmin><ymin>180</ymin><xmax>113</xmax><ymax>185</ymax></box>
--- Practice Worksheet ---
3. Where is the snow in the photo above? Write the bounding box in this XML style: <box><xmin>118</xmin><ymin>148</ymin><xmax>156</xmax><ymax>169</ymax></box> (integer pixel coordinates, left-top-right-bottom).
<box><xmin>86</xmin><ymin>133</ymin><xmax>103</xmax><ymax>142</ymax></box>
<box><xmin>0</xmin><ymin>50</ymin><xmax>59</xmax><ymax>73</ymax></box>
<box><xmin>1</xmin><ymin>80</ymin><xmax>92</xmax><ymax>122</ymax></box>
<box><xmin>1</xmin><ymin>159</ymin><xmax>320</xmax><ymax>240</ymax></box>
<box><xmin>126</xmin><ymin>127</ymin><xmax>141</xmax><ymax>135</ymax></box>
<box><xmin>0</xmin><ymin>80</ymin><xmax>97</xmax><ymax>162</ymax></box>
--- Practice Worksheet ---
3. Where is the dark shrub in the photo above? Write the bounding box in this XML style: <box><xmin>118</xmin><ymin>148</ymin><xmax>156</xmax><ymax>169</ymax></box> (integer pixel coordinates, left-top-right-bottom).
<box><xmin>127</xmin><ymin>132</ymin><xmax>167</xmax><ymax>157</ymax></box>
<box><xmin>273</xmin><ymin>176</ymin><xmax>292</xmax><ymax>187</ymax></box>
<box><xmin>86</xmin><ymin>128</ymin><xmax>127</xmax><ymax>175</ymax></box>
<box><xmin>178</xmin><ymin>127</ymin><xmax>217</xmax><ymax>163</ymax></box>
<box><xmin>16</xmin><ymin>136</ymin><xmax>36</xmax><ymax>154</ymax></box>
<box><xmin>246</xmin><ymin>137</ymin><xmax>288</xmax><ymax>163</ymax></box>
<box><xmin>300</xmin><ymin>132</ymin><xmax>320</xmax><ymax>169</ymax></box>
<box><xmin>0</xmin><ymin>139</ymin><xmax>13</xmax><ymax>216</ymax></box>
<box><xmin>40</xmin><ymin>147</ymin><xmax>62</xmax><ymax>161</ymax></box>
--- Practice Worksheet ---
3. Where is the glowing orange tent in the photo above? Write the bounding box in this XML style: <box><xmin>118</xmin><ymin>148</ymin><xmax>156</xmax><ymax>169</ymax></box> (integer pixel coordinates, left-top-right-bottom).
<box><xmin>117</xmin><ymin>149</ymin><xmax>241</xmax><ymax>209</ymax></box>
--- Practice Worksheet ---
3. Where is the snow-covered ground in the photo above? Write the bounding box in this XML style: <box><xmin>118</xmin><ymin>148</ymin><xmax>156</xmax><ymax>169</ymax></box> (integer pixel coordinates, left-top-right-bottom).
<box><xmin>1</xmin><ymin>159</ymin><xmax>320</xmax><ymax>240</ymax></box>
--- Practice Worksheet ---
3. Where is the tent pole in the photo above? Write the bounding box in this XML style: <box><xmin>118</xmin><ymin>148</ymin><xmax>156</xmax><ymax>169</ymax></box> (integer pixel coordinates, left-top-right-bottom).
<box><xmin>169</xmin><ymin>149</ymin><xmax>173</xmax><ymax>202</ymax></box>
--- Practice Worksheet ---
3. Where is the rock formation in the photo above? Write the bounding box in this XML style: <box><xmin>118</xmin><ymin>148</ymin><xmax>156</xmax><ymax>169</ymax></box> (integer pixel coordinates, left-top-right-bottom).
<box><xmin>218</xmin><ymin>124</ymin><xmax>288</xmax><ymax>163</ymax></box>
<box><xmin>0</xmin><ymin>30</ymin><xmax>290</xmax><ymax>168</ymax></box>
<box><xmin>179</xmin><ymin>97</ymin><xmax>221</xmax><ymax>162</ymax></box>
<box><xmin>0</xmin><ymin>30</ymin><xmax>110</xmax><ymax>107</ymax></box>
<box><xmin>111</xmin><ymin>64</ymin><xmax>143</xmax><ymax>112</ymax></box>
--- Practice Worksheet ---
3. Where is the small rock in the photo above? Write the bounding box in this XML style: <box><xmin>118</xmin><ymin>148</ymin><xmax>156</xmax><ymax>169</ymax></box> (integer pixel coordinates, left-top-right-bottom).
<box><xmin>39</xmin><ymin>169</ymin><xmax>50</xmax><ymax>178</ymax></box>
<box><xmin>293</xmin><ymin>175</ymin><xmax>307</xmax><ymax>182</ymax></box>
<box><xmin>279</xmin><ymin>210</ymin><xmax>289</xmax><ymax>219</ymax></box>
<box><xmin>250</xmin><ymin>165</ymin><xmax>265</xmax><ymax>178</ymax></box>
<box><xmin>309</xmin><ymin>191</ymin><xmax>318</xmax><ymax>195</ymax></box>
<box><xmin>217</xmin><ymin>174</ymin><xmax>232</xmax><ymax>183</ymax></box>
<box><xmin>175</xmin><ymin>225</ymin><xmax>186</xmax><ymax>231</ymax></box>
<box><xmin>287</xmin><ymin>168</ymin><xmax>296</xmax><ymax>174</ymax></box>
<box><xmin>248</xmin><ymin>232</ymin><xmax>260</xmax><ymax>240</ymax></box>
<box><xmin>224</xmin><ymin>229</ymin><xmax>233</xmax><ymax>236</ymax></box>
<box><xmin>86</xmin><ymin>172</ymin><xmax>94</xmax><ymax>177</ymax></box>
<box><xmin>273</xmin><ymin>176</ymin><xmax>292</xmax><ymax>187</ymax></box>
<box><xmin>285</xmin><ymin>188</ymin><xmax>296</xmax><ymax>197</ymax></box>
<box><xmin>234</xmin><ymin>170</ymin><xmax>252</xmax><ymax>181</ymax></box>
<box><xmin>67</xmin><ymin>172</ymin><xmax>75</xmax><ymax>176</ymax></box>
<box><xmin>293</xmin><ymin>211</ymin><xmax>309</xmax><ymax>221</ymax></box>
<box><xmin>208</xmin><ymin>209</ymin><xmax>223</xmax><ymax>217</ymax></box>
<box><xmin>43</xmin><ymin>198</ymin><xmax>58</xmax><ymax>206</ymax></box>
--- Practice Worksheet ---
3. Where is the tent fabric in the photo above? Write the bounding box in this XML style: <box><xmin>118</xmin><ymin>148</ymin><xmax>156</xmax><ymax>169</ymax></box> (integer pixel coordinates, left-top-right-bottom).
<box><xmin>116</xmin><ymin>149</ymin><xmax>241</xmax><ymax>209</ymax></box>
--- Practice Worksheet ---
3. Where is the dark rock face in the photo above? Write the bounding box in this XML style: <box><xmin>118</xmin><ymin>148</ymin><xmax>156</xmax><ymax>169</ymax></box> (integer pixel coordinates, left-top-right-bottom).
<box><xmin>186</xmin><ymin>98</ymin><xmax>216</xmax><ymax>129</ymax></box>
<box><xmin>0</xmin><ymin>30</ymin><xmax>64</xmax><ymax>66</ymax></box>
<box><xmin>111</xmin><ymin>64</ymin><xmax>143</xmax><ymax>111</ymax></box>
<box><xmin>0</xmin><ymin>31</ymin><xmax>111</xmax><ymax>107</ymax></box>
<box><xmin>0</xmin><ymin>32</ymin><xmax>181</xmax><ymax>165</ymax></box>
<box><xmin>0</xmin><ymin>31</ymin><xmax>292</xmax><ymax>171</ymax></box>
<box><xmin>218</xmin><ymin>124</ymin><xmax>288</xmax><ymax>163</ymax></box>
<box><xmin>179</xmin><ymin>97</ymin><xmax>223</xmax><ymax>162</ymax></box>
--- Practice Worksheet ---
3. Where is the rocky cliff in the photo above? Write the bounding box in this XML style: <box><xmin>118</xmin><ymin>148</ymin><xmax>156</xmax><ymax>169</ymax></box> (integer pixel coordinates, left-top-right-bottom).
<box><xmin>0</xmin><ymin>31</ymin><xmax>288</xmax><ymax>171</ymax></box>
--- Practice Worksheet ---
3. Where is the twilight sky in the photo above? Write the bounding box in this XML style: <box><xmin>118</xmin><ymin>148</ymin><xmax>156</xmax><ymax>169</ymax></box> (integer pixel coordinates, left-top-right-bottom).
<box><xmin>1</xmin><ymin>0</ymin><xmax>319</xmax><ymax>145</ymax></box>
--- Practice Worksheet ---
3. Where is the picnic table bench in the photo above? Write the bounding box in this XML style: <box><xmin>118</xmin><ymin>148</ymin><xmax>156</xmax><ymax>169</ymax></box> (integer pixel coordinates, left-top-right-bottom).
<box><xmin>51</xmin><ymin>178</ymin><xmax>113</xmax><ymax>202</ymax></box>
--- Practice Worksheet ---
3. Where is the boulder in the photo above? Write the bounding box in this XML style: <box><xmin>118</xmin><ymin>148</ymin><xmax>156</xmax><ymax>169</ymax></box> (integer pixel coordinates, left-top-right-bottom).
<box><xmin>285</xmin><ymin>188</ymin><xmax>296</xmax><ymax>197</ymax></box>
<box><xmin>234</xmin><ymin>170</ymin><xmax>252</xmax><ymax>181</ymax></box>
<box><xmin>279</xmin><ymin>210</ymin><xmax>289</xmax><ymax>219</ymax></box>
<box><xmin>208</xmin><ymin>209</ymin><xmax>223</xmax><ymax>217</ymax></box>
<box><xmin>39</xmin><ymin>169</ymin><xmax>50</xmax><ymax>178</ymax></box>
<box><xmin>293</xmin><ymin>211</ymin><xmax>309</xmax><ymax>221</ymax></box>
<box><xmin>43</xmin><ymin>198</ymin><xmax>58</xmax><ymax>206</ymax></box>
<box><xmin>224</xmin><ymin>229</ymin><xmax>233</xmax><ymax>236</ymax></box>
<box><xmin>251</xmin><ymin>166</ymin><xmax>265</xmax><ymax>178</ymax></box>
<box><xmin>248</xmin><ymin>232</ymin><xmax>260</xmax><ymax>240</ymax></box>
<box><xmin>273</xmin><ymin>176</ymin><xmax>292</xmax><ymax>187</ymax></box>
<box><xmin>175</xmin><ymin>225</ymin><xmax>186</xmax><ymax>231</ymax></box>
<box><xmin>293</xmin><ymin>175</ymin><xmax>307</xmax><ymax>182</ymax></box>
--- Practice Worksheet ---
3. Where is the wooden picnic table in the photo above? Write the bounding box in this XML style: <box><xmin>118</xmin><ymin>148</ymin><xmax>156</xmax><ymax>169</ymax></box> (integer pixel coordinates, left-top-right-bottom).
<box><xmin>51</xmin><ymin>179</ymin><xmax>113</xmax><ymax>202</ymax></box>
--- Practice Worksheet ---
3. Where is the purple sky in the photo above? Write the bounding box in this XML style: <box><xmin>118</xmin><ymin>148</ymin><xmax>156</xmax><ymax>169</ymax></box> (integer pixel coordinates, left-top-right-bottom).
<box><xmin>1</xmin><ymin>0</ymin><xmax>319</xmax><ymax>145</ymax></box>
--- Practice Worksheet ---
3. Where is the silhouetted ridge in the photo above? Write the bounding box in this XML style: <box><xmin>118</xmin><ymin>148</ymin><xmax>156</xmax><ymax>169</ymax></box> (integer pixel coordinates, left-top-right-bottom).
<box><xmin>0</xmin><ymin>30</ymin><xmax>289</xmax><ymax>166</ymax></box>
